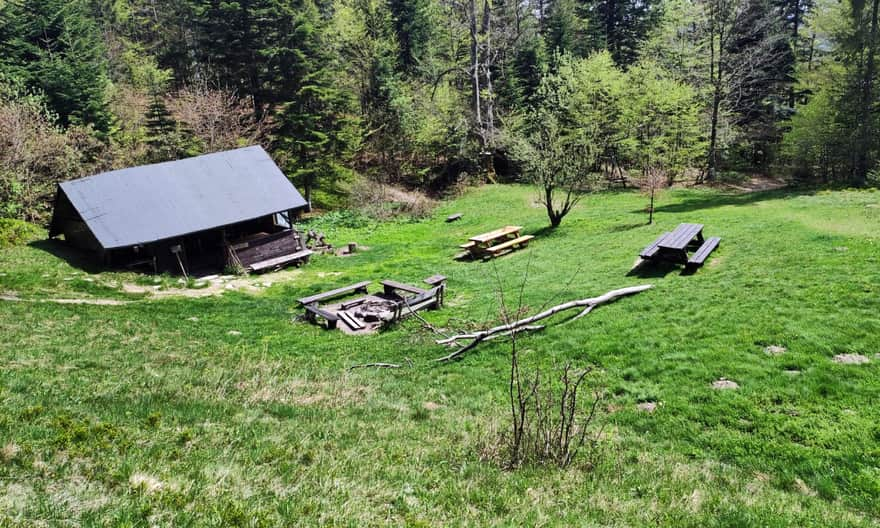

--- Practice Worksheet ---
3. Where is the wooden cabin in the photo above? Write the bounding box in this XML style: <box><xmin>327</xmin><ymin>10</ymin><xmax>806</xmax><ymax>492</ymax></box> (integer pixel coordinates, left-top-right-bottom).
<box><xmin>48</xmin><ymin>146</ymin><xmax>313</xmax><ymax>275</ymax></box>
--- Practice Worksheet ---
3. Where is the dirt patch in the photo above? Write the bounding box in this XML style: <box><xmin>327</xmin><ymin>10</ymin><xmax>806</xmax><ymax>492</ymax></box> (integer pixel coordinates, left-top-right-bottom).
<box><xmin>0</xmin><ymin>442</ymin><xmax>20</xmax><ymax>462</ymax></box>
<box><xmin>636</xmin><ymin>402</ymin><xmax>658</xmax><ymax>413</ymax></box>
<box><xmin>764</xmin><ymin>345</ymin><xmax>787</xmax><ymax>356</ymax></box>
<box><xmin>129</xmin><ymin>473</ymin><xmax>165</xmax><ymax>494</ymax></box>
<box><xmin>793</xmin><ymin>478</ymin><xmax>818</xmax><ymax>497</ymax></box>
<box><xmin>422</xmin><ymin>401</ymin><xmax>441</xmax><ymax>411</ymax></box>
<box><xmin>719</xmin><ymin>176</ymin><xmax>788</xmax><ymax>193</ymax></box>
<box><xmin>832</xmin><ymin>354</ymin><xmax>870</xmax><ymax>365</ymax></box>
<box><xmin>122</xmin><ymin>268</ymin><xmax>306</xmax><ymax>299</ymax></box>
<box><xmin>712</xmin><ymin>378</ymin><xmax>739</xmax><ymax>390</ymax></box>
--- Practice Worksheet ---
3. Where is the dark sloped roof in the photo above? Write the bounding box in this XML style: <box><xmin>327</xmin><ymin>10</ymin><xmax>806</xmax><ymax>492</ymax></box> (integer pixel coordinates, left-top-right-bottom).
<box><xmin>56</xmin><ymin>146</ymin><xmax>307</xmax><ymax>249</ymax></box>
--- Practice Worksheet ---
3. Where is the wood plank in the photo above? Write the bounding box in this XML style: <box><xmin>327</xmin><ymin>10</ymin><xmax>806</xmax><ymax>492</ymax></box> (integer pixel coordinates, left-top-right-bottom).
<box><xmin>640</xmin><ymin>232</ymin><xmax>670</xmax><ymax>259</ymax></box>
<box><xmin>303</xmin><ymin>304</ymin><xmax>338</xmax><ymax>329</ymax></box>
<box><xmin>687</xmin><ymin>237</ymin><xmax>721</xmax><ymax>266</ymax></box>
<box><xmin>446</xmin><ymin>213</ymin><xmax>463</xmax><ymax>222</ymax></box>
<box><xmin>381</xmin><ymin>280</ymin><xmax>427</xmax><ymax>295</ymax></box>
<box><xmin>398</xmin><ymin>287</ymin><xmax>441</xmax><ymax>313</ymax></box>
<box><xmin>423</xmin><ymin>275</ymin><xmax>447</xmax><ymax>286</ymax></box>
<box><xmin>298</xmin><ymin>280</ymin><xmax>372</xmax><ymax>306</ymax></box>
<box><xmin>340</xmin><ymin>297</ymin><xmax>366</xmax><ymax>310</ymax></box>
<box><xmin>459</xmin><ymin>241</ymin><xmax>477</xmax><ymax>250</ymax></box>
<box><xmin>469</xmin><ymin>225</ymin><xmax>523</xmax><ymax>244</ymax></box>
<box><xmin>659</xmin><ymin>223</ymin><xmax>703</xmax><ymax>250</ymax></box>
<box><xmin>338</xmin><ymin>311</ymin><xmax>364</xmax><ymax>330</ymax></box>
<box><xmin>248</xmin><ymin>249</ymin><xmax>313</xmax><ymax>272</ymax></box>
<box><xmin>486</xmin><ymin>235</ymin><xmax>534</xmax><ymax>254</ymax></box>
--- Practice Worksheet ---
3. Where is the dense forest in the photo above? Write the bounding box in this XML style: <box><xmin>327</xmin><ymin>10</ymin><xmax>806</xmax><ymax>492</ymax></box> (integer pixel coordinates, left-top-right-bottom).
<box><xmin>1</xmin><ymin>0</ymin><xmax>879</xmax><ymax>224</ymax></box>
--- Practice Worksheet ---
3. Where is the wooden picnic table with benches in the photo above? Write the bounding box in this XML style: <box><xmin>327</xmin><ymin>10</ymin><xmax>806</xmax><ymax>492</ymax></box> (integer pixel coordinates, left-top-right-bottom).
<box><xmin>459</xmin><ymin>225</ymin><xmax>534</xmax><ymax>260</ymax></box>
<box><xmin>640</xmin><ymin>223</ymin><xmax>721</xmax><ymax>270</ymax></box>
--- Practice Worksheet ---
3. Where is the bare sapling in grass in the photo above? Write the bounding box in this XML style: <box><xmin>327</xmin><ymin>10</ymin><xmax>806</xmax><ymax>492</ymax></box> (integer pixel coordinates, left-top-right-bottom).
<box><xmin>638</xmin><ymin>167</ymin><xmax>667</xmax><ymax>225</ymax></box>
<box><xmin>489</xmin><ymin>261</ymin><xmax>606</xmax><ymax>469</ymax></box>
<box><xmin>506</xmin><ymin>340</ymin><xmax>604</xmax><ymax>469</ymax></box>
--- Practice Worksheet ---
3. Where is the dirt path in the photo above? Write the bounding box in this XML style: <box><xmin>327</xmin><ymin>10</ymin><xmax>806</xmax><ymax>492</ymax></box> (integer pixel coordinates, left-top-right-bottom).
<box><xmin>0</xmin><ymin>294</ymin><xmax>129</xmax><ymax>306</ymax></box>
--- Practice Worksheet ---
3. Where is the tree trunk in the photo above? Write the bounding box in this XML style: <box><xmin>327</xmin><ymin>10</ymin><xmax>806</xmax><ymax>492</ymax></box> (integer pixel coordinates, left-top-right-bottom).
<box><xmin>707</xmin><ymin>20</ymin><xmax>722</xmax><ymax>182</ymax></box>
<box><xmin>855</xmin><ymin>0</ymin><xmax>880</xmax><ymax>184</ymax></box>
<box><xmin>788</xmin><ymin>0</ymin><xmax>801</xmax><ymax>108</ymax></box>
<box><xmin>481</xmin><ymin>0</ymin><xmax>496</xmax><ymax>181</ymax></box>
<box><xmin>545</xmin><ymin>185</ymin><xmax>561</xmax><ymax>227</ymax></box>
<box><xmin>469</xmin><ymin>0</ymin><xmax>481</xmax><ymax>142</ymax></box>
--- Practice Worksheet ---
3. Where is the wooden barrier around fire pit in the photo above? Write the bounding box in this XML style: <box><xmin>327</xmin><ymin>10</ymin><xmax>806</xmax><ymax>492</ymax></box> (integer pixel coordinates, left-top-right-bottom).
<box><xmin>296</xmin><ymin>276</ymin><xmax>447</xmax><ymax>334</ymax></box>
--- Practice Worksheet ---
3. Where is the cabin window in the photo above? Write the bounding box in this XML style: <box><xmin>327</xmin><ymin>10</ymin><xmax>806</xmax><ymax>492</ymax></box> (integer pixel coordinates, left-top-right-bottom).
<box><xmin>273</xmin><ymin>212</ymin><xmax>291</xmax><ymax>229</ymax></box>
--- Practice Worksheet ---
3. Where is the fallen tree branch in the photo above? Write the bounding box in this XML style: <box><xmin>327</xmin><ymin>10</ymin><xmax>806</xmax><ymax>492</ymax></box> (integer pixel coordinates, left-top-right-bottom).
<box><xmin>433</xmin><ymin>284</ymin><xmax>652</xmax><ymax>362</ymax></box>
<box><xmin>349</xmin><ymin>362</ymin><xmax>403</xmax><ymax>370</ymax></box>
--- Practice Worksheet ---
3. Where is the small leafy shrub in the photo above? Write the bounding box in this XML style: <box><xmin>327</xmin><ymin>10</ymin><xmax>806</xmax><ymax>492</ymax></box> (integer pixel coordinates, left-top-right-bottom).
<box><xmin>0</xmin><ymin>218</ymin><xmax>43</xmax><ymax>248</ymax></box>
<box><xmin>300</xmin><ymin>209</ymin><xmax>376</xmax><ymax>237</ymax></box>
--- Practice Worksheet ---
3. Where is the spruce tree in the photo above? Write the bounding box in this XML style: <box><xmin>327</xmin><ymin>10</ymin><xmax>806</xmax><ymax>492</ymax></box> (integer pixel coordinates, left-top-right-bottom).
<box><xmin>0</xmin><ymin>0</ymin><xmax>111</xmax><ymax>132</ymax></box>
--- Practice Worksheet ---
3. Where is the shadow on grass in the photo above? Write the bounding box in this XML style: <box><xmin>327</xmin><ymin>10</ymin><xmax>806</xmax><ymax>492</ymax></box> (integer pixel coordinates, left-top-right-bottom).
<box><xmin>608</xmin><ymin>222</ymin><xmax>647</xmax><ymax>233</ymax></box>
<box><xmin>29</xmin><ymin>239</ymin><xmax>105</xmax><ymax>273</ymax></box>
<box><xmin>626</xmin><ymin>259</ymin><xmax>682</xmax><ymax>279</ymax></box>
<box><xmin>651</xmin><ymin>188</ymin><xmax>807</xmax><ymax>214</ymax></box>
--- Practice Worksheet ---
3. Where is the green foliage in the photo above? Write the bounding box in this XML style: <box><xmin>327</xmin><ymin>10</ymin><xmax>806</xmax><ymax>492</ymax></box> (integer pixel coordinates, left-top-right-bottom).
<box><xmin>618</xmin><ymin>61</ymin><xmax>706</xmax><ymax>180</ymax></box>
<box><xmin>0</xmin><ymin>218</ymin><xmax>43</xmax><ymax>248</ymax></box>
<box><xmin>0</xmin><ymin>0</ymin><xmax>112</xmax><ymax>132</ymax></box>
<box><xmin>781</xmin><ymin>84</ymin><xmax>847</xmax><ymax>180</ymax></box>
<box><xmin>582</xmin><ymin>0</ymin><xmax>664</xmax><ymax>65</ymax></box>
<box><xmin>0</xmin><ymin>81</ymin><xmax>103</xmax><ymax>223</ymax></box>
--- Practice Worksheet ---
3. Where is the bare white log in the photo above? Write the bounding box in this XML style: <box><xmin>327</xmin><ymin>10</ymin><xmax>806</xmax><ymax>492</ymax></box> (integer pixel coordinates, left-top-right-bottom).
<box><xmin>433</xmin><ymin>284</ymin><xmax>652</xmax><ymax>362</ymax></box>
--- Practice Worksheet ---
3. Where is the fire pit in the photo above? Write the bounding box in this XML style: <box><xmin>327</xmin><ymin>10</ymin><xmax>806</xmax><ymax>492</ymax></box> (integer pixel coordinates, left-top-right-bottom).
<box><xmin>354</xmin><ymin>298</ymin><xmax>399</xmax><ymax>323</ymax></box>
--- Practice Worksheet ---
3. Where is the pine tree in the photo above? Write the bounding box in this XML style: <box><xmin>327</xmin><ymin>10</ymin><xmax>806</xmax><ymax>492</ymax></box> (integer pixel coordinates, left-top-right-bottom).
<box><xmin>144</xmin><ymin>92</ymin><xmax>182</xmax><ymax>163</ymax></box>
<box><xmin>580</xmin><ymin>0</ymin><xmax>664</xmax><ymax>65</ymax></box>
<box><xmin>0</xmin><ymin>0</ymin><xmax>111</xmax><ymax>132</ymax></box>
<box><xmin>387</xmin><ymin>0</ymin><xmax>432</xmax><ymax>72</ymax></box>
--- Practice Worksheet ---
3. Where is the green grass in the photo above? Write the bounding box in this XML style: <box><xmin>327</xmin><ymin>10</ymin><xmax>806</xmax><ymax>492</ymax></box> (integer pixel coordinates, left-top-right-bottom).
<box><xmin>1</xmin><ymin>185</ymin><xmax>879</xmax><ymax>526</ymax></box>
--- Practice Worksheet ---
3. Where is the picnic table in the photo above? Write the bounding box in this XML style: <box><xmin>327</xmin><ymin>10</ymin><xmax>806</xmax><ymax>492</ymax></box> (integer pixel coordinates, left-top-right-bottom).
<box><xmin>459</xmin><ymin>226</ymin><xmax>534</xmax><ymax>260</ymax></box>
<box><xmin>640</xmin><ymin>223</ymin><xmax>720</xmax><ymax>269</ymax></box>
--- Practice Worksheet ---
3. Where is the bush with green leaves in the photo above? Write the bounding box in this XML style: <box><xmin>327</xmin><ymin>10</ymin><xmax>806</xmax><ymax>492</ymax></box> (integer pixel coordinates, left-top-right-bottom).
<box><xmin>0</xmin><ymin>218</ymin><xmax>43</xmax><ymax>249</ymax></box>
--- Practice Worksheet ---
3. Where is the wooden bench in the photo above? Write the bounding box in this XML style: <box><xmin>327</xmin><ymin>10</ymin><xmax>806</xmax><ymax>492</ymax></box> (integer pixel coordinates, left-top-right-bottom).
<box><xmin>303</xmin><ymin>304</ymin><xmax>339</xmax><ymax>329</ymax></box>
<box><xmin>248</xmin><ymin>249</ymin><xmax>314</xmax><ymax>273</ymax></box>
<box><xmin>640</xmin><ymin>232</ymin><xmax>670</xmax><ymax>259</ymax></box>
<box><xmin>486</xmin><ymin>235</ymin><xmax>534</xmax><ymax>256</ymax></box>
<box><xmin>297</xmin><ymin>280</ymin><xmax>371</xmax><ymax>306</ymax></box>
<box><xmin>396</xmin><ymin>286</ymin><xmax>443</xmax><ymax>315</ymax></box>
<box><xmin>380</xmin><ymin>280</ymin><xmax>427</xmax><ymax>296</ymax></box>
<box><xmin>423</xmin><ymin>275</ymin><xmax>447</xmax><ymax>286</ymax></box>
<box><xmin>459</xmin><ymin>241</ymin><xmax>476</xmax><ymax>250</ymax></box>
<box><xmin>687</xmin><ymin>237</ymin><xmax>721</xmax><ymax>267</ymax></box>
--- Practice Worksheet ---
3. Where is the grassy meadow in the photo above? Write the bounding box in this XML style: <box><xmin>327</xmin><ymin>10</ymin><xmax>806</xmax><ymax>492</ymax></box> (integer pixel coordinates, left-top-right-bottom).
<box><xmin>1</xmin><ymin>185</ymin><xmax>879</xmax><ymax>526</ymax></box>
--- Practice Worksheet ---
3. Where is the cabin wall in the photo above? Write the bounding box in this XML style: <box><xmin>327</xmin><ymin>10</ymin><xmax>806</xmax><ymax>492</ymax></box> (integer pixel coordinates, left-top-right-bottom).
<box><xmin>50</xmin><ymin>191</ymin><xmax>102</xmax><ymax>251</ymax></box>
